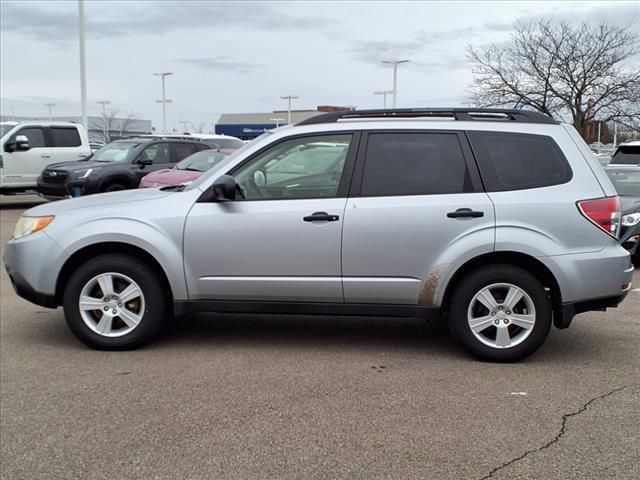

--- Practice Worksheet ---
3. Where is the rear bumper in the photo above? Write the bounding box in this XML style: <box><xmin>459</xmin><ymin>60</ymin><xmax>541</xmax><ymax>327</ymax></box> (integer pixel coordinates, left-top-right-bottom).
<box><xmin>556</xmin><ymin>291</ymin><xmax>630</xmax><ymax>329</ymax></box>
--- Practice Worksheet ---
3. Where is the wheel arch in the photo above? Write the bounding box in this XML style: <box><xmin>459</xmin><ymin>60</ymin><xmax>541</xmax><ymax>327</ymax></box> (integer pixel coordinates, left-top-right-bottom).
<box><xmin>99</xmin><ymin>173</ymin><xmax>136</xmax><ymax>191</ymax></box>
<box><xmin>55</xmin><ymin>242</ymin><xmax>173</xmax><ymax>306</ymax></box>
<box><xmin>440</xmin><ymin>251</ymin><xmax>563</xmax><ymax>327</ymax></box>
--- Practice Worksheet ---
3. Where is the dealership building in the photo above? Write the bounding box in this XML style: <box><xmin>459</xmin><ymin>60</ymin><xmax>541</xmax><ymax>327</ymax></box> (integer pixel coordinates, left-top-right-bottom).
<box><xmin>215</xmin><ymin>106</ymin><xmax>353</xmax><ymax>139</ymax></box>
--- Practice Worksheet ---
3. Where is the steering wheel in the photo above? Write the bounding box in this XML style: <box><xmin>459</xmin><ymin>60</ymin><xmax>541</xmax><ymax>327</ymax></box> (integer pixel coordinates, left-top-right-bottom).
<box><xmin>243</xmin><ymin>176</ymin><xmax>264</xmax><ymax>198</ymax></box>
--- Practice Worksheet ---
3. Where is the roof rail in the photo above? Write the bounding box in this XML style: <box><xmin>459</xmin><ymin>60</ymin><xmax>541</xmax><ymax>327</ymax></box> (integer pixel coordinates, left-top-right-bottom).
<box><xmin>296</xmin><ymin>108</ymin><xmax>557</xmax><ymax>126</ymax></box>
<box><xmin>122</xmin><ymin>134</ymin><xmax>206</xmax><ymax>142</ymax></box>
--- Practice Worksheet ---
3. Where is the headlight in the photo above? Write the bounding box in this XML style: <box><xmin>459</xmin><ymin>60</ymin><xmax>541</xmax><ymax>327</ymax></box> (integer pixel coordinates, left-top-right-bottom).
<box><xmin>74</xmin><ymin>168</ymin><xmax>93</xmax><ymax>179</ymax></box>
<box><xmin>13</xmin><ymin>216</ymin><xmax>55</xmax><ymax>239</ymax></box>
<box><xmin>622</xmin><ymin>213</ymin><xmax>640</xmax><ymax>227</ymax></box>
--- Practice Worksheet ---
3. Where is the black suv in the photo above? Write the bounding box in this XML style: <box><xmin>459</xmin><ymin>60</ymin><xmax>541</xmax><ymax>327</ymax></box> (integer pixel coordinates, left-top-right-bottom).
<box><xmin>37</xmin><ymin>137</ymin><xmax>210</xmax><ymax>198</ymax></box>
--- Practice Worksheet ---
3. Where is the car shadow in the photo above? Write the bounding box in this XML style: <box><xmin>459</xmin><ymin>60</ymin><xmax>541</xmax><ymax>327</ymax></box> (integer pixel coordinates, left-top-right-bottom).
<box><xmin>158</xmin><ymin>312</ymin><xmax>460</xmax><ymax>355</ymax></box>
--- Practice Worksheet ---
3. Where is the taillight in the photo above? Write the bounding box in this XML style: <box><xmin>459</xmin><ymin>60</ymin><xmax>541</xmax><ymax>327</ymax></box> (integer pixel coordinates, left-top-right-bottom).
<box><xmin>0</xmin><ymin>154</ymin><xmax>3</xmax><ymax>168</ymax></box>
<box><xmin>577</xmin><ymin>196</ymin><xmax>621</xmax><ymax>238</ymax></box>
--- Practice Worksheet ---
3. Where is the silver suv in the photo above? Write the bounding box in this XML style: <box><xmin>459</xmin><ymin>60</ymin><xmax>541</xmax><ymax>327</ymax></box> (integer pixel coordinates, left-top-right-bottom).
<box><xmin>4</xmin><ymin>109</ymin><xmax>634</xmax><ymax>362</ymax></box>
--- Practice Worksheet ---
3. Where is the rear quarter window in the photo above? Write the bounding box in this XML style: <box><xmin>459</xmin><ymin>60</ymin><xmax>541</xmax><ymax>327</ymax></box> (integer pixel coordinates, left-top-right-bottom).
<box><xmin>468</xmin><ymin>132</ymin><xmax>572</xmax><ymax>191</ymax></box>
<box><xmin>51</xmin><ymin>127</ymin><xmax>82</xmax><ymax>147</ymax></box>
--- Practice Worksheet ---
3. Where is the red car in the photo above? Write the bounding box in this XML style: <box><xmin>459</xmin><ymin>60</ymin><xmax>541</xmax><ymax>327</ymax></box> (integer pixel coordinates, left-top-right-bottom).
<box><xmin>139</xmin><ymin>149</ymin><xmax>232</xmax><ymax>188</ymax></box>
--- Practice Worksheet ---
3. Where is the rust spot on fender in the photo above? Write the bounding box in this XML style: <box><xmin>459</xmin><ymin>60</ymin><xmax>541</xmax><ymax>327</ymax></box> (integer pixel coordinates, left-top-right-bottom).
<box><xmin>418</xmin><ymin>264</ymin><xmax>447</xmax><ymax>305</ymax></box>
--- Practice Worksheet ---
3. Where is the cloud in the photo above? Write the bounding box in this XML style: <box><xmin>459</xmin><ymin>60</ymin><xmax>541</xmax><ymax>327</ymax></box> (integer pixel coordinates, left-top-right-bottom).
<box><xmin>176</xmin><ymin>56</ymin><xmax>261</xmax><ymax>74</ymax></box>
<box><xmin>0</xmin><ymin>1</ymin><xmax>330</xmax><ymax>45</ymax></box>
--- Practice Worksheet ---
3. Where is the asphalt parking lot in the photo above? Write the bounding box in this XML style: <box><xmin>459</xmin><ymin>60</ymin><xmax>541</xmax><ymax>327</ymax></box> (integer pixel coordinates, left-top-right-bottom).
<box><xmin>1</xmin><ymin>194</ymin><xmax>639</xmax><ymax>480</ymax></box>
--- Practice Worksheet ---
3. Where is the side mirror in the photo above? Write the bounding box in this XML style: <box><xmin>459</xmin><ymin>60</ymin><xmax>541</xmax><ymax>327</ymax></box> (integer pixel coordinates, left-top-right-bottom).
<box><xmin>211</xmin><ymin>175</ymin><xmax>237</xmax><ymax>202</ymax></box>
<box><xmin>14</xmin><ymin>135</ymin><xmax>30</xmax><ymax>151</ymax></box>
<box><xmin>138</xmin><ymin>158</ymin><xmax>153</xmax><ymax>166</ymax></box>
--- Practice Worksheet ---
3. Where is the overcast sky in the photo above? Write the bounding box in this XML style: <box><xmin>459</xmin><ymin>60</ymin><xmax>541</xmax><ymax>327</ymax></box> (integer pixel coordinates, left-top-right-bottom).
<box><xmin>1</xmin><ymin>0</ymin><xmax>638</xmax><ymax>130</ymax></box>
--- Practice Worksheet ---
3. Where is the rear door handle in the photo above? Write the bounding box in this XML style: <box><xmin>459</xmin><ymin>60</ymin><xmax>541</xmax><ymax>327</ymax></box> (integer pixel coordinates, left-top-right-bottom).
<box><xmin>447</xmin><ymin>208</ymin><xmax>484</xmax><ymax>218</ymax></box>
<box><xmin>303</xmin><ymin>211</ymin><xmax>340</xmax><ymax>222</ymax></box>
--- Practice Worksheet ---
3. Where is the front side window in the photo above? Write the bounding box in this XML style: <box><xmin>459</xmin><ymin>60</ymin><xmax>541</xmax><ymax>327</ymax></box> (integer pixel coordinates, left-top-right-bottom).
<box><xmin>51</xmin><ymin>127</ymin><xmax>81</xmax><ymax>147</ymax></box>
<box><xmin>232</xmin><ymin>134</ymin><xmax>352</xmax><ymax>200</ymax></box>
<box><xmin>361</xmin><ymin>132</ymin><xmax>471</xmax><ymax>196</ymax></box>
<box><xmin>12</xmin><ymin>127</ymin><xmax>46</xmax><ymax>148</ymax></box>
<box><xmin>139</xmin><ymin>143</ymin><xmax>170</xmax><ymax>164</ymax></box>
<box><xmin>468</xmin><ymin>131</ymin><xmax>572</xmax><ymax>191</ymax></box>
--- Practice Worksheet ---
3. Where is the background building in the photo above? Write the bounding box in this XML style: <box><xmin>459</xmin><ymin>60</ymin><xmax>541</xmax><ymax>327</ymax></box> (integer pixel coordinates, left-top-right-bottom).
<box><xmin>215</xmin><ymin>106</ymin><xmax>354</xmax><ymax>139</ymax></box>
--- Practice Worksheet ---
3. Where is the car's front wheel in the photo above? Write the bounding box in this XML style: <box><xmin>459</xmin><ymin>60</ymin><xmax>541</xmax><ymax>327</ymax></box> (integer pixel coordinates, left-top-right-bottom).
<box><xmin>63</xmin><ymin>254</ymin><xmax>167</xmax><ymax>349</ymax></box>
<box><xmin>448</xmin><ymin>265</ymin><xmax>552</xmax><ymax>362</ymax></box>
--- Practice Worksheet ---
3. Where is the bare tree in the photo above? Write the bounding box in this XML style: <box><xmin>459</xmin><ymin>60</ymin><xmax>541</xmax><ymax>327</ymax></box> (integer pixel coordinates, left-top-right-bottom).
<box><xmin>468</xmin><ymin>20</ymin><xmax>640</xmax><ymax>139</ymax></box>
<box><xmin>90</xmin><ymin>109</ymin><xmax>139</xmax><ymax>143</ymax></box>
<box><xmin>192</xmin><ymin>122</ymin><xmax>208</xmax><ymax>134</ymax></box>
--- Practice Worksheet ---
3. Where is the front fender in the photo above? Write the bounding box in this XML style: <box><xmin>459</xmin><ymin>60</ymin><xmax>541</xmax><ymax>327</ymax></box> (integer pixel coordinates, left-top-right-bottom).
<box><xmin>51</xmin><ymin>217</ymin><xmax>188</xmax><ymax>300</ymax></box>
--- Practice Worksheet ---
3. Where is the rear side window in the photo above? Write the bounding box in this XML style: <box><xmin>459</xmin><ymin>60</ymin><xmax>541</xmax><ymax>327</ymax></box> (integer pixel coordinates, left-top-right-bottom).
<box><xmin>360</xmin><ymin>132</ymin><xmax>472</xmax><ymax>196</ymax></box>
<box><xmin>174</xmin><ymin>143</ymin><xmax>196</xmax><ymax>161</ymax></box>
<box><xmin>51</xmin><ymin>127</ymin><xmax>81</xmax><ymax>147</ymax></box>
<box><xmin>468</xmin><ymin>132</ymin><xmax>571</xmax><ymax>191</ymax></box>
<box><xmin>610</xmin><ymin>145</ymin><xmax>640</xmax><ymax>165</ymax></box>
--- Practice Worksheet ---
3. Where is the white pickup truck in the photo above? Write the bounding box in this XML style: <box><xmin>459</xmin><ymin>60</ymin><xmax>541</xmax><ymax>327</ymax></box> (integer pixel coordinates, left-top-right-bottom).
<box><xmin>1</xmin><ymin>121</ymin><xmax>91</xmax><ymax>194</ymax></box>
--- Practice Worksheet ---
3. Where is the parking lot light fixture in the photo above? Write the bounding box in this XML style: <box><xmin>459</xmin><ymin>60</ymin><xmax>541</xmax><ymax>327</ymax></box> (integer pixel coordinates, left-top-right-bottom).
<box><xmin>44</xmin><ymin>103</ymin><xmax>56</xmax><ymax>121</ymax></box>
<box><xmin>382</xmin><ymin>60</ymin><xmax>409</xmax><ymax>108</ymax></box>
<box><xmin>280</xmin><ymin>95</ymin><xmax>299</xmax><ymax>125</ymax></box>
<box><xmin>270</xmin><ymin>117</ymin><xmax>285</xmax><ymax>128</ymax></box>
<box><xmin>154</xmin><ymin>72</ymin><xmax>173</xmax><ymax>132</ymax></box>
<box><xmin>374</xmin><ymin>90</ymin><xmax>394</xmax><ymax>109</ymax></box>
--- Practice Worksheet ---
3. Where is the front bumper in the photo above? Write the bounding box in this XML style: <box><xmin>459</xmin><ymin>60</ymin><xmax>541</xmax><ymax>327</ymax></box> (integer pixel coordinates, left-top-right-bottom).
<box><xmin>37</xmin><ymin>175</ymin><xmax>94</xmax><ymax>198</ymax></box>
<box><xmin>3</xmin><ymin>232</ymin><xmax>63</xmax><ymax>308</ymax></box>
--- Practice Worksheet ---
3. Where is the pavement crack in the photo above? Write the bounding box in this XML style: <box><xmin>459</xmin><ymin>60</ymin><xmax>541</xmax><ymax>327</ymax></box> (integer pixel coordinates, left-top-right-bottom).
<box><xmin>478</xmin><ymin>383</ymin><xmax>637</xmax><ymax>480</ymax></box>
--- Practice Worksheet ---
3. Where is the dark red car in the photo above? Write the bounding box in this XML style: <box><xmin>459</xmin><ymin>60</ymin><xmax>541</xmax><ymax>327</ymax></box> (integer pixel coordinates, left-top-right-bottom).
<box><xmin>139</xmin><ymin>149</ymin><xmax>233</xmax><ymax>188</ymax></box>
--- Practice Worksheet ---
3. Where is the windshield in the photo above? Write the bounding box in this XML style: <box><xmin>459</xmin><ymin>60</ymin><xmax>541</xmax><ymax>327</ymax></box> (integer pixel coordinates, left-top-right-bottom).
<box><xmin>185</xmin><ymin>132</ymin><xmax>273</xmax><ymax>191</ymax></box>
<box><xmin>176</xmin><ymin>151</ymin><xmax>228</xmax><ymax>172</ymax></box>
<box><xmin>212</xmin><ymin>137</ymin><xmax>245</xmax><ymax>149</ymax></box>
<box><xmin>611</xmin><ymin>146</ymin><xmax>640</xmax><ymax>165</ymax></box>
<box><xmin>0</xmin><ymin>124</ymin><xmax>16</xmax><ymax>137</ymax></box>
<box><xmin>605</xmin><ymin>169</ymin><xmax>640</xmax><ymax>196</ymax></box>
<box><xmin>91</xmin><ymin>142</ymin><xmax>139</xmax><ymax>162</ymax></box>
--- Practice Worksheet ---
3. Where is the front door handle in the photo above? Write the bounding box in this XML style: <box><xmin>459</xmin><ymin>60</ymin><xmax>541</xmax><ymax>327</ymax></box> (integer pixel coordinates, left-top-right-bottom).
<box><xmin>303</xmin><ymin>211</ymin><xmax>339</xmax><ymax>222</ymax></box>
<box><xmin>41</xmin><ymin>154</ymin><xmax>51</xmax><ymax>159</ymax></box>
<box><xmin>447</xmin><ymin>208</ymin><xmax>484</xmax><ymax>218</ymax></box>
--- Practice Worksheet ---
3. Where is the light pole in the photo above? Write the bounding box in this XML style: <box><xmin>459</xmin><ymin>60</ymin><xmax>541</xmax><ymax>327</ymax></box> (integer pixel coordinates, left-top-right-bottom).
<box><xmin>78</xmin><ymin>0</ymin><xmax>87</xmax><ymax>132</ymax></box>
<box><xmin>44</xmin><ymin>103</ymin><xmax>55</xmax><ymax>120</ymax></box>
<box><xmin>154</xmin><ymin>72</ymin><xmax>173</xmax><ymax>132</ymax></box>
<box><xmin>178</xmin><ymin>117</ymin><xmax>190</xmax><ymax>132</ymax></box>
<box><xmin>97</xmin><ymin>100</ymin><xmax>111</xmax><ymax>141</ymax></box>
<box><xmin>270</xmin><ymin>117</ymin><xmax>285</xmax><ymax>128</ymax></box>
<box><xmin>280</xmin><ymin>95</ymin><xmax>299</xmax><ymax>124</ymax></box>
<box><xmin>382</xmin><ymin>59</ymin><xmax>409</xmax><ymax>108</ymax></box>
<box><xmin>374</xmin><ymin>90</ymin><xmax>393</xmax><ymax>109</ymax></box>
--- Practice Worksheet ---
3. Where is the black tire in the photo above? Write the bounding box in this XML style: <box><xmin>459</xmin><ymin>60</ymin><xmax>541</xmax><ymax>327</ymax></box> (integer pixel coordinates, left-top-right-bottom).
<box><xmin>448</xmin><ymin>264</ymin><xmax>552</xmax><ymax>362</ymax></box>
<box><xmin>63</xmin><ymin>254</ymin><xmax>167</xmax><ymax>350</ymax></box>
<box><xmin>103</xmin><ymin>182</ymin><xmax>127</xmax><ymax>192</ymax></box>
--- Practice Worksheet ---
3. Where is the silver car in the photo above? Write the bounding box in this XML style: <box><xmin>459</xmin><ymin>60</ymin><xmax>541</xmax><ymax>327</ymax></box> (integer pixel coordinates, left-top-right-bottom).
<box><xmin>4</xmin><ymin>109</ymin><xmax>634</xmax><ymax>362</ymax></box>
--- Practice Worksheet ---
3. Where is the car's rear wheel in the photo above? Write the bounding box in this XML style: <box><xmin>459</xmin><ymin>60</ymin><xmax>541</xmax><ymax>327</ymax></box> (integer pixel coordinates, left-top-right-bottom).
<box><xmin>448</xmin><ymin>265</ymin><xmax>552</xmax><ymax>362</ymax></box>
<box><xmin>63</xmin><ymin>254</ymin><xmax>166</xmax><ymax>349</ymax></box>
